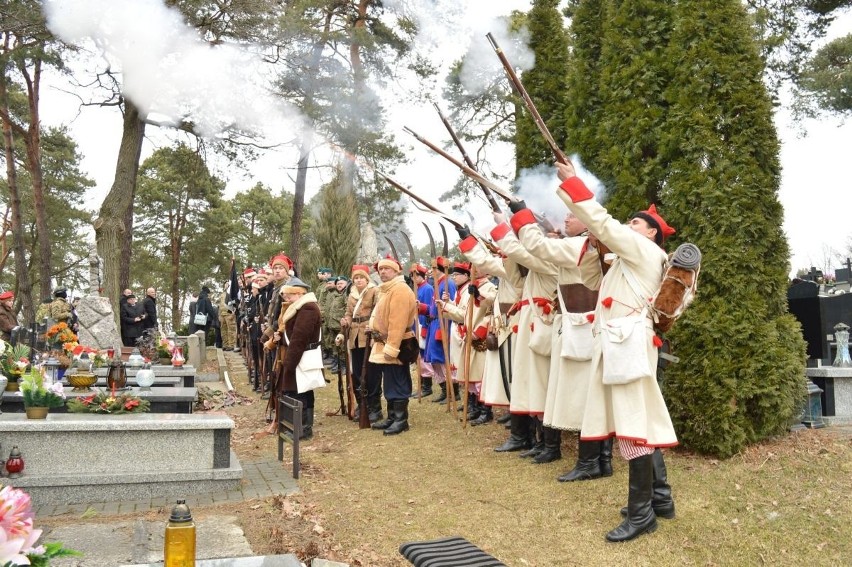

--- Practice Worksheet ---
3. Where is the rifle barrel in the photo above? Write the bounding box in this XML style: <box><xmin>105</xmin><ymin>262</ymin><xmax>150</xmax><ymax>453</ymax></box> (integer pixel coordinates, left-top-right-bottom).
<box><xmin>486</xmin><ymin>32</ymin><xmax>570</xmax><ymax>166</ymax></box>
<box><xmin>432</xmin><ymin>103</ymin><xmax>502</xmax><ymax>213</ymax></box>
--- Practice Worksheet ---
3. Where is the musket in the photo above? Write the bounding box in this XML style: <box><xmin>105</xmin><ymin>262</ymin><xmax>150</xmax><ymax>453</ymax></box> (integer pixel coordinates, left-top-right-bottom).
<box><xmin>486</xmin><ymin>32</ymin><xmax>571</xmax><ymax>166</ymax></box>
<box><xmin>343</xmin><ymin>327</ymin><xmax>355</xmax><ymax>420</ymax></box>
<box><xmin>403</xmin><ymin>127</ymin><xmax>518</xmax><ymax>205</ymax></box>
<box><xmin>433</xmin><ymin>102</ymin><xmax>502</xmax><ymax>213</ymax></box>
<box><xmin>358</xmin><ymin>334</ymin><xmax>371</xmax><ymax>429</ymax></box>
<box><xmin>377</xmin><ymin>170</ymin><xmax>465</xmax><ymax>229</ymax></box>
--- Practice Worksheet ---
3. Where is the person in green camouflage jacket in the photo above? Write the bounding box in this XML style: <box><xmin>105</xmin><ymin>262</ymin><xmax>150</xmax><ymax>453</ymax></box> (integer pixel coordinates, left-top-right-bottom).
<box><xmin>323</xmin><ymin>277</ymin><xmax>349</xmax><ymax>373</ymax></box>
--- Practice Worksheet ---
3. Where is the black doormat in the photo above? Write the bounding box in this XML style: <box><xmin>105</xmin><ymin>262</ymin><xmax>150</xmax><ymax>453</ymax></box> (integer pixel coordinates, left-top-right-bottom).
<box><xmin>399</xmin><ymin>536</ymin><xmax>507</xmax><ymax>567</ymax></box>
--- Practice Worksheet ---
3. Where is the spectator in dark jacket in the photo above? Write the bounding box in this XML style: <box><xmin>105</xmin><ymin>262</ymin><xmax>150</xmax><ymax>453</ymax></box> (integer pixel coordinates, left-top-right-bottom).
<box><xmin>142</xmin><ymin>288</ymin><xmax>158</xmax><ymax>332</ymax></box>
<box><xmin>120</xmin><ymin>294</ymin><xmax>146</xmax><ymax>346</ymax></box>
<box><xmin>189</xmin><ymin>286</ymin><xmax>214</xmax><ymax>339</ymax></box>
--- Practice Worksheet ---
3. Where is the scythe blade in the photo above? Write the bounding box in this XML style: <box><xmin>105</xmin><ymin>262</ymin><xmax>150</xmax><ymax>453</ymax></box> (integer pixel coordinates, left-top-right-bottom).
<box><xmin>439</xmin><ymin>223</ymin><xmax>449</xmax><ymax>258</ymax></box>
<box><xmin>383</xmin><ymin>236</ymin><xmax>401</xmax><ymax>263</ymax></box>
<box><xmin>401</xmin><ymin>231</ymin><xmax>416</xmax><ymax>265</ymax></box>
<box><xmin>422</xmin><ymin>222</ymin><xmax>436</xmax><ymax>259</ymax></box>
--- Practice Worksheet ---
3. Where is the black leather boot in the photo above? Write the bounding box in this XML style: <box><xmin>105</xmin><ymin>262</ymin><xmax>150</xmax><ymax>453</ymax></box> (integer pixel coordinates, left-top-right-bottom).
<box><xmin>559</xmin><ymin>440</ymin><xmax>604</xmax><ymax>482</ymax></box>
<box><xmin>533</xmin><ymin>426</ymin><xmax>562</xmax><ymax>464</ymax></box>
<box><xmin>600</xmin><ymin>437</ymin><xmax>614</xmax><ymax>477</ymax></box>
<box><xmin>300</xmin><ymin>408</ymin><xmax>314</xmax><ymax>440</ymax></box>
<box><xmin>463</xmin><ymin>396</ymin><xmax>481</xmax><ymax>421</ymax></box>
<box><xmin>432</xmin><ymin>382</ymin><xmax>447</xmax><ymax>403</ymax></box>
<box><xmin>606</xmin><ymin>454</ymin><xmax>657</xmax><ymax>542</ymax></box>
<box><xmin>620</xmin><ymin>449</ymin><xmax>675</xmax><ymax>519</ymax></box>
<box><xmin>494</xmin><ymin>414</ymin><xmax>532</xmax><ymax>452</ymax></box>
<box><xmin>496</xmin><ymin>412</ymin><xmax>511</xmax><ymax>424</ymax></box>
<box><xmin>384</xmin><ymin>399</ymin><xmax>410</xmax><ymax>435</ymax></box>
<box><xmin>412</xmin><ymin>376</ymin><xmax>433</xmax><ymax>398</ymax></box>
<box><xmin>441</xmin><ymin>383</ymin><xmax>460</xmax><ymax>405</ymax></box>
<box><xmin>367</xmin><ymin>398</ymin><xmax>384</xmax><ymax>424</ymax></box>
<box><xmin>519</xmin><ymin>419</ymin><xmax>543</xmax><ymax>458</ymax></box>
<box><xmin>470</xmin><ymin>405</ymin><xmax>493</xmax><ymax>426</ymax></box>
<box><xmin>371</xmin><ymin>400</ymin><xmax>395</xmax><ymax>430</ymax></box>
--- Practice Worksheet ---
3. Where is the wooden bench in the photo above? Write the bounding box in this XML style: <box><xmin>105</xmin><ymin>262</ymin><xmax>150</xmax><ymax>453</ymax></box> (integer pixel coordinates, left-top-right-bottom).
<box><xmin>277</xmin><ymin>395</ymin><xmax>302</xmax><ymax>479</ymax></box>
<box><xmin>399</xmin><ymin>536</ymin><xmax>506</xmax><ymax>567</ymax></box>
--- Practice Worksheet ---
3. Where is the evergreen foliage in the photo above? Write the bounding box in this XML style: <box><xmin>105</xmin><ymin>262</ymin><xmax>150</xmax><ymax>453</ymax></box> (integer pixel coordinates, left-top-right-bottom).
<box><xmin>566</xmin><ymin>0</ymin><xmax>806</xmax><ymax>457</ymax></box>
<box><xmin>313</xmin><ymin>166</ymin><xmax>360</xmax><ymax>279</ymax></box>
<box><xmin>515</xmin><ymin>0</ymin><xmax>571</xmax><ymax>172</ymax></box>
<box><xmin>798</xmin><ymin>33</ymin><xmax>852</xmax><ymax>117</ymax></box>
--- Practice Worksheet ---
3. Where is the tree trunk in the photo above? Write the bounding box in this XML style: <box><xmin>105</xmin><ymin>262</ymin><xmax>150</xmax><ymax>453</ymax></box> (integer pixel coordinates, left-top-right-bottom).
<box><xmin>0</xmin><ymin>73</ymin><xmax>35</xmax><ymax>321</ymax></box>
<box><xmin>94</xmin><ymin>99</ymin><xmax>145</xmax><ymax>329</ymax></box>
<box><xmin>17</xmin><ymin>60</ymin><xmax>52</xmax><ymax>301</ymax></box>
<box><xmin>290</xmin><ymin>137</ymin><xmax>311</xmax><ymax>273</ymax></box>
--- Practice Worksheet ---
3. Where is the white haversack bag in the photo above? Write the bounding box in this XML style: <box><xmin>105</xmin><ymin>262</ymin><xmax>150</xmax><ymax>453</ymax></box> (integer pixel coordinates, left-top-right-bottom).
<box><xmin>193</xmin><ymin>311</ymin><xmax>208</xmax><ymax>326</ymax></box>
<box><xmin>561</xmin><ymin>311</ymin><xmax>595</xmax><ymax>361</ymax></box>
<box><xmin>528</xmin><ymin>313</ymin><xmax>554</xmax><ymax>356</ymax></box>
<box><xmin>600</xmin><ymin>309</ymin><xmax>653</xmax><ymax>385</ymax></box>
<box><xmin>285</xmin><ymin>329</ymin><xmax>327</xmax><ymax>393</ymax></box>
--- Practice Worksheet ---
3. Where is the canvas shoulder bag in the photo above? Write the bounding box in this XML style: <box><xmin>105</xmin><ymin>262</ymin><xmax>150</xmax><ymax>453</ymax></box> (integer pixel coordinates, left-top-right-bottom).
<box><xmin>284</xmin><ymin>327</ymin><xmax>326</xmax><ymax>393</ymax></box>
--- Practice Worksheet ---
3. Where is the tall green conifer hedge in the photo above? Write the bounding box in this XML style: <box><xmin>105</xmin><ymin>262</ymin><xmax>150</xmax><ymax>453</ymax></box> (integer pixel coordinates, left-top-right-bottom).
<box><xmin>564</xmin><ymin>0</ymin><xmax>807</xmax><ymax>457</ymax></box>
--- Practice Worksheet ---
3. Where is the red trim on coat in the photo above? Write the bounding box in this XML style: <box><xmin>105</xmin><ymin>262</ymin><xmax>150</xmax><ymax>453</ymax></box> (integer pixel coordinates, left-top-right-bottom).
<box><xmin>490</xmin><ymin>222</ymin><xmax>511</xmax><ymax>241</ymax></box>
<box><xmin>509</xmin><ymin>208</ymin><xmax>536</xmax><ymax>234</ymax></box>
<box><xmin>559</xmin><ymin>176</ymin><xmax>594</xmax><ymax>202</ymax></box>
<box><xmin>458</xmin><ymin>235</ymin><xmax>479</xmax><ymax>253</ymax></box>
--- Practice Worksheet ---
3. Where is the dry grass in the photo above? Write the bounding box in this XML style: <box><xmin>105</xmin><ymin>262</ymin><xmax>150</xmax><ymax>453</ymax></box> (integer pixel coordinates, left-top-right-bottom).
<box><xmin>41</xmin><ymin>355</ymin><xmax>852</xmax><ymax>566</ymax></box>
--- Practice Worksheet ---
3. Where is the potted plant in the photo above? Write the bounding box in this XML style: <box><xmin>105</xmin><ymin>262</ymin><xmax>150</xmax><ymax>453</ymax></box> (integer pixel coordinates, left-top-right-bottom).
<box><xmin>156</xmin><ymin>335</ymin><xmax>176</xmax><ymax>365</ymax></box>
<box><xmin>0</xmin><ymin>341</ymin><xmax>31</xmax><ymax>391</ymax></box>
<box><xmin>0</xmin><ymin>485</ymin><xmax>78</xmax><ymax>564</ymax></box>
<box><xmin>19</xmin><ymin>368</ymin><xmax>67</xmax><ymax>419</ymax></box>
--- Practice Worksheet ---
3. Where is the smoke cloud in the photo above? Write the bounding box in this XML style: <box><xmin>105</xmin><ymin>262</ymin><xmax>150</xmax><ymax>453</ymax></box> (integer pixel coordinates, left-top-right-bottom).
<box><xmin>43</xmin><ymin>0</ymin><xmax>306</xmax><ymax>140</ymax></box>
<box><xmin>514</xmin><ymin>157</ymin><xmax>608</xmax><ymax>229</ymax></box>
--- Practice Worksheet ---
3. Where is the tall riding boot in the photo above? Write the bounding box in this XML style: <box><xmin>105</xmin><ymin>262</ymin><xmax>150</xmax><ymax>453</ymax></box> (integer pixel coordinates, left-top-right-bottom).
<box><xmin>600</xmin><ymin>438</ymin><xmax>614</xmax><ymax>477</ymax></box>
<box><xmin>367</xmin><ymin>397</ymin><xmax>384</xmax><ymax>423</ymax></box>
<box><xmin>432</xmin><ymin>382</ymin><xmax>447</xmax><ymax>403</ymax></box>
<box><xmin>519</xmin><ymin>419</ymin><xmax>544</xmax><ymax>458</ymax></box>
<box><xmin>300</xmin><ymin>408</ymin><xmax>314</xmax><ymax>440</ymax></box>
<box><xmin>533</xmin><ymin>426</ymin><xmax>562</xmax><ymax>464</ymax></box>
<box><xmin>620</xmin><ymin>449</ymin><xmax>676</xmax><ymax>519</ymax></box>
<box><xmin>496</xmin><ymin>412</ymin><xmax>511</xmax><ymax>424</ymax></box>
<box><xmin>412</xmin><ymin>376</ymin><xmax>433</xmax><ymax>398</ymax></box>
<box><xmin>384</xmin><ymin>399</ymin><xmax>410</xmax><ymax>435</ymax></box>
<box><xmin>606</xmin><ymin>454</ymin><xmax>657</xmax><ymax>542</ymax></box>
<box><xmin>494</xmin><ymin>414</ymin><xmax>532</xmax><ymax>452</ymax></box>
<box><xmin>463</xmin><ymin>396</ymin><xmax>481</xmax><ymax>422</ymax></box>
<box><xmin>471</xmin><ymin>404</ymin><xmax>493</xmax><ymax>426</ymax></box>
<box><xmin>371</xmin><ymin>400</ymin><xmax>395</xmax><ymax>430</ymax></box>
<box><xmin>441</xmin><ymin>383</ymin><xmax>460</xmax><ymax>405</ymax></box>
<box><xmin>558</xmin><ymin>439</ymin><xmax>603</xmax><ymax>482</ymax></box>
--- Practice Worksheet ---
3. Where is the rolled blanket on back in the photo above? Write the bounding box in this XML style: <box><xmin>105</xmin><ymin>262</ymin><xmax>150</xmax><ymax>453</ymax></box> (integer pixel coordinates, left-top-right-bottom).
<box><xmin>670</xmin><ymin>243</ymin><xmax>701</xmax><ymax>270</ymax></box>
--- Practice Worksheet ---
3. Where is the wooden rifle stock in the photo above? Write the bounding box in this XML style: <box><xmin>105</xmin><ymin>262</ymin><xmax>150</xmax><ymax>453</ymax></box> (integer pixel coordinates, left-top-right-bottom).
<box><xmin>432</xmin><ymin>103</ymin><xmax>502</xmax><ymax>213</ymax></box>
<box><xmin>486</xmin><ymin>32</ymin><xmax>571</xmax><ymax>166</ymax></box>
<box><xmin>343</xmin><ymin>327</ymin><xmax>355</xmax><ymax>420</ymax></box>
<box><xmin>358</xmin><ymin>335</ymin><xmax>371</xmax><ymax>429</ymax></box>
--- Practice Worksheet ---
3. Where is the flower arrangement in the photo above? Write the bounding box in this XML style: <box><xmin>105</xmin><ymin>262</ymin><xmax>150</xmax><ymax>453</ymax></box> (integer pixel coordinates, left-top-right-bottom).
<box><xmin>19</xmin><ymin>368</ymin><xmax>66</xmax><ymax>409</ymax></box>
<box><xmin>0</xmin><ymin>340</ymin><xmax>30</xmax><ymax>383</ymax></box>
<box><xmin>66</xmin><ymin>388</ymin><xmax>151</xmax><ymax>414</ymax></box>
<box><xmin>0</xmin><ymin>486</ymin><xmax>79</xmax><ymax>565</ymax></box>
<box><xmin>156</xmin><ymin>336</ymin><xmax>176</xmax><ymax>359</ymax></box>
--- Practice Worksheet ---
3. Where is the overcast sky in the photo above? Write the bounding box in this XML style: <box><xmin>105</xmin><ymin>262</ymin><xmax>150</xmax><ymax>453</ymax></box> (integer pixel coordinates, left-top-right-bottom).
<box><xmin>35</xmin><ymin>1</ymin><xmax>852</xmax><ymax>277</ymax></box>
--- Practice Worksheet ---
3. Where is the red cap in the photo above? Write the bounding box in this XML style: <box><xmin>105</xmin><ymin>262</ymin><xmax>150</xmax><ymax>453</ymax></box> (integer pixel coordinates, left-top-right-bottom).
<box><xmin>269</xmin><ymin>253</ymin><xmax>293</xmax><ymax>269</ymax></box>
<box><xmin>377</xmin><ymin>254</ymin><xmax>401</xmax><ymax>272</ymax></box>
<box><xmin>0</xmin><ymin>291</ymin><xmax>13</xmax><ymax>301</ymax></box>
<box><xmin>436</xmin><ymin>256</ymin><xmax>449</xmax><ymax>269</ymax></box>
<box><xmin>633</xmin><ymin>204</ymin><xmax>675</xmax><ymax>244</ymax></box>
<box><xmin>243</xmin><ymin>267</ymin><xmax>257</xmax><ymax>278</ymax></box>
<box><xmin>351</xmin><ymin>264</ymin><xmax>370</xmax><ymax>279</ymax></box>
<box><xmin>410</xmin><ymin>263</ymin><xmax>428</xmax><ymax>276</ymax></box>
<box><xmin>451</xmin><ymin>262</ymin><xmax>471</xmax><ymax>275</ymax></box>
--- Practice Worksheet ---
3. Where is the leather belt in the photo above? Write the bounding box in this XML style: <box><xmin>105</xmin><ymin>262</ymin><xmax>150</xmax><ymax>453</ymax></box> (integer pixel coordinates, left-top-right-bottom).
<box><xmin>352</xmin><ymin>315</ymin><xmax>370</xmax><ymax>323</ymax></box>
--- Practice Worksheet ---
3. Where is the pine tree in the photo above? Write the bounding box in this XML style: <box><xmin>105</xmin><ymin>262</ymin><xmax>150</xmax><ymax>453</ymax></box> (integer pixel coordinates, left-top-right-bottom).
<box><xmin>314</xmin><ymin>166</ymin><xmax>360</xmax><ymax>279</ymax></box>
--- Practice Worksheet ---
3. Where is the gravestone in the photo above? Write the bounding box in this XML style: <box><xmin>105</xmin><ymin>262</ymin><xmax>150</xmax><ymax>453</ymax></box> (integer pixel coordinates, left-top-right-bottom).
<box><xmin>76</xmin><ymin>248</ymin><xmax>122</xmax><ymax>351</ymax></box>
<box><xmin>787</xmin><ymin>282</ymin><xmax>852</xmax><ymax>362</ymax></box>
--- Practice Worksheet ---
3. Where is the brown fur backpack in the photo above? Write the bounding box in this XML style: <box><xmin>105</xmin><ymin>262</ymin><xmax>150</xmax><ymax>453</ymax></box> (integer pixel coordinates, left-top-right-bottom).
<box><xmin>651</xmin><ymin>243</ymin><xmax>701</xmax><ymax>333</ymax></box>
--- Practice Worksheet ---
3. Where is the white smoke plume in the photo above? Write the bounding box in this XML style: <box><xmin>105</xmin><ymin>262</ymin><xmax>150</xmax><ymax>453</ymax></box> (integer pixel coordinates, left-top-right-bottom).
<box><xmin>43</xmin><ymin>0</ymin><xmax>306</xmax><ymax>140</ymax></box>
<box><xmin>514</xmin><ymin>156</ymin><xmax>608</xmax><ymax>230</ymax></box>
